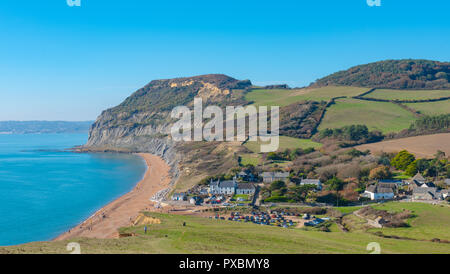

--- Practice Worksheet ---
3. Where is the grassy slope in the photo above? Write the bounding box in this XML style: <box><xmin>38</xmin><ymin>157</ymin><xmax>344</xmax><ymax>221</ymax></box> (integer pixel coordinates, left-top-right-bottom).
<box><xmin>245</xmin><ymin>86</ymin><xmax>369</xmax><ymax>107</ymax></box>
<box><xmin>405</xmin><ymin>100</ymin><xmax>450</xmax><ymax>115</ymax></box>
<box><xmin>244</xmin><ymin>136</ymin><xmax>322</xmax><ymax>153</ymax></box>
<box><xmin>2</xmin><ymin>211</ymin><xmax>449</xmax><ymax>254</ymax></box>
<box><xmin>368</xmin><ymin>202</ymin><xmax>450</xmax><ymax>241</ymax></box>
<box><xmin>318</xmin><ymin>98</ymin><xmax>417</xmax><ymax>133</ymax></box>
<box><xmin>365</xmin><ymin>89</ymin><xmax>450</xmax><ymax>100</ymax></box>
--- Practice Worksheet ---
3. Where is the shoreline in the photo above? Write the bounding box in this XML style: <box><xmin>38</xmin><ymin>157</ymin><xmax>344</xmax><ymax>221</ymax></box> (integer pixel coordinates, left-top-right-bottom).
<box><xmin>54</xmin><ymin>153</ymin><xmax>171</xmax><ymax>240</ymax></box>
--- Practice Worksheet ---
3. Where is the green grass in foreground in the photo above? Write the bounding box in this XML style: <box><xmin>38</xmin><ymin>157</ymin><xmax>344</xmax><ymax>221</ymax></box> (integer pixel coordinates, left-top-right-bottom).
<box><xmin>365</xmin><ymin>89</ymin><xmax>450</xmax><ymax>101</ymax></box>
<box><xmin>2</xmin><ymin>209</ymin><xmax>450</xmax><ymax>254</ymax></box>
<box><xmin>318</xmin><ymin>98</ymin><xmax>417</xmax><ymax>133</ymax></box>
<box><xmin>244</xmin><ymin>136</ymin><xmax>322</xmax><ymax>153</ymax></box>
<box><xmin>405</xmin><ymin>100</ymin><xmax>450</xmax><ymax>116</ymax></box>
<box><xmin>368</xmin><ymin>202</ymin><xmax>450</xmax><ymax>241</ymax></box>
<box><xmin>245</xmin><ymin>86</ymin><xmax>369</xmax><ymax>107</ymax></box>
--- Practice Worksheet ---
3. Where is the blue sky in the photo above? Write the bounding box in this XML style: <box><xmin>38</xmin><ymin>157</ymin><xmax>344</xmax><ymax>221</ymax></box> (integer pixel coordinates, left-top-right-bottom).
<box><xmin>0</xmin><ymin>0</ymin><xmax>449</xmax><ymax>121</ymax></box>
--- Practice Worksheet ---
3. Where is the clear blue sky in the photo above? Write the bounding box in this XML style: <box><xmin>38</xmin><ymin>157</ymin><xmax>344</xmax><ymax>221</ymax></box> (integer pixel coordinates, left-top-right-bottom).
<box><xmin>1</xmin><ymin>0</ymin><xmax>449</xmax><ymax>121</ymax></box>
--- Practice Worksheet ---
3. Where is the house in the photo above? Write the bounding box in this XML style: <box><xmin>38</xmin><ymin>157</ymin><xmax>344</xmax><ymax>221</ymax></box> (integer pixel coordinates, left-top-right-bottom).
<box><xmin>209</xmin><ymin>177</ymin><xmax>256</xmax><ymax>195</ymax></box>
<box><xmin>413</xmin><ymin>187</ymin><xmax>441</xmax><ymax>201</ymax></box>
<box><xmin>236</xmin><ymin>183</ymin><xmax>256</xmax><ymax>195</ymax></box>
<box><xmin>171</xmin><ymin>193</ymin><xmax>186</xmax><ymax>201</ymax></box>
<box><xmin>379</xmin><ymin>179</ymin><xmax>404</xmax><ymax>186</ymax></box>
<box><xmin>364</xmin><ymin>184</ymin><xmax>395</xmax><ymax>200</ymax></box>
<box><xmin>411</xmin><ymin>172</ymin><xmax>426</xmax><ymax>184</ymax></box>
<box><xmin>236</xmin><ymin>170</ymin><xmax>257</xmax><ymax>182</ymax></box>
<box><xmin>408</xmin><ymin>179</ymin><xmax>423</xmax><ymax>191</ymax></box>
<box><xmin>445</xmin><ymin>179</ymin><xmax>450</xmax><ymax>186</ymax></box>
<box><xmin>260</xmin><ymin>172</ymin><xmax>290</xmax><ymax>183</ymax></box>
<box><xmin>300</xmin><ymin>179</ymin><xmax>322</xmax><ymax>190</ymax></box>
<box><xmin>209</xmin><ymin>179</ymin><xmax>237</xmax><ymax>195</ymax></box>
<box><xmin>377</xmin><ymin>182</ymin><xmax>399</xmax><ymax>191</ymax></box>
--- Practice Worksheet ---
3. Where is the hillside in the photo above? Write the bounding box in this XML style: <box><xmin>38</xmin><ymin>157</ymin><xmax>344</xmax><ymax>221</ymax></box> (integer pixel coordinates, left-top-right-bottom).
<box><xmin>0</xmin><ymin>121</ymin><xmax>93</xmax><ymax>134</ymax></box>
<box><xmin>311</xmin><ymin>59</ymin><xmax>450</xmax><ymax>89</ymax></box>
<box><xmin>2</xmin><ymin>203</ymin><xmax>449</xmax><ymax>254</ymax></box>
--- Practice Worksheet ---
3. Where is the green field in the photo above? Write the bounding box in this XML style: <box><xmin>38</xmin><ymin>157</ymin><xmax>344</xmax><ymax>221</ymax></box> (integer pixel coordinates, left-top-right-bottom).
<box><xmin>244</xmin><ymin>136</ymin><xmax>322</xmax><ymax>153</ymax></box>
<box><xmin>365</xmin><ymin>89</ymin><xmax>450</xmax><ymax>101</ymax></box>
<box><xmin>2</xmin><ymin>210</ymin><xmax>449</xmax><ymax>254</ymax></box>
<box><xmin>405</xmin><ymin>100</ymin><xmax>450</xmax><ymax>115</ymax></box>
<box><xmin>240</xmin><ymin>153</ymin><xmax>261</xmax><ymax>166</ymax></box>
<box><xmin>318</xmin><ymin>98</ymin><xmax>417</xmax><ymax>133</ymax></box>
<box><xmin>368</xmin><ymin>202</ymin><xmax>450</xmax><ymax>241</ymax></box>
<box><xmin>245</xmin><ymin>86</ymin><xmax>369</xmax><ymax>107</ymax></box>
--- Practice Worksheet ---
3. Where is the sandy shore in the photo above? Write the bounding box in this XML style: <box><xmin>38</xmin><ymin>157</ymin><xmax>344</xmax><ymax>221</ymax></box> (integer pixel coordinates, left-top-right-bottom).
<box><xmin>54</xmin><ymin>153</ymin><xmax>171</xmax><ymax>240</ymax></box>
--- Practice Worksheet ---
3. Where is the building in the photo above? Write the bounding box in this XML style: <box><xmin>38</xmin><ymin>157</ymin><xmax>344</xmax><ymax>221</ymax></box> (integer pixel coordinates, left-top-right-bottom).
<box><xmin>300</xmin><ymin>179</ymin><xmax>322</xmax><ymax>190</ymax></box>
<box><xmin>445</xmin><ymin>179</ymin><xmax>450</xmax><ymax>186</ymax></box>
<box><xmin>236</xmin><ymin>170</ymin><xmax>257</xmax><ymax>182</ymax></box>
<box><xmin>364</xmin><ymin>184</ymin><xmax>395</xmax><ymax>200</ymax></box>
<box><xmin>236</xmin><ymin>183</ymin><xmax>256</xmax><ymax>195</ymax></box>
<box><xmin>171</xmin><ymin>193</ymin><xmax>186</xmax><ymax>201</ymax></box>
<box><xmin>260</xmin><ymin>172</ymin><xmax>289</xmax><ymax>183</ymax></box>
<box><xmin>411</xmin><ymin>172</ymin><xmax>426</xmax><ymax>184</ymax></box>
<box><xmin>421</xmin><ymin>182</ymin><xmax>436</xmax><ymax>188</ymax></box>
<box><xmin>209</xmin><ymin>177</ymin><xmax>256</xmax><ymax>195</ymax></box>
<box><xmin>413</xmin><ymin>187</ymin><xmax>441</xmax><ymax>201</ymax></box>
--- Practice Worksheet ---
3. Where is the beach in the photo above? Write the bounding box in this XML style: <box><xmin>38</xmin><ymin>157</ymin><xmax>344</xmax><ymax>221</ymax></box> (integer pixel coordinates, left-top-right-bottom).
<box><xmin>54</xmin><ymin>153</ymin><xmax>171</xmax><ymax>240</ymax></box>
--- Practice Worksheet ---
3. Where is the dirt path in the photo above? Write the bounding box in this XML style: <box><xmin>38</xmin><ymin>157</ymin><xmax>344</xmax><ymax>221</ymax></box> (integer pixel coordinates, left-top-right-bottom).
<box><xmin>54</xmin><ymin>153</ymin><xmax>171</xmax><ymax>240</ymax></box>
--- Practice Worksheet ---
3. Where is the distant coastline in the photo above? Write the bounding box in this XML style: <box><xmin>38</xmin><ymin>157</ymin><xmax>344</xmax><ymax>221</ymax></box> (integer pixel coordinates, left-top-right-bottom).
<box><xmin>0</xmin><ymin>121</ymin><xmax>93</xmax><ymax>134</ymax></box>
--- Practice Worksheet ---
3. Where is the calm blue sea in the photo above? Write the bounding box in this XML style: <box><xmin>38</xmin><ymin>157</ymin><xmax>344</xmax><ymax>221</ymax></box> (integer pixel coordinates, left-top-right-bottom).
<box><xmin>0</xmin><ymin>134</ymin><xmax>147</xmax><ymax>246</ymax></box>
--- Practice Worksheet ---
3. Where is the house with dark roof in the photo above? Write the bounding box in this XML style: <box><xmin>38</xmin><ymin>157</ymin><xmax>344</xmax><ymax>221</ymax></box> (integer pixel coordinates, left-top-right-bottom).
<box><xmin>413</xmin><ymin>187</ymin><xmax>441</xmax><ymax>200</ymax></box>
<box><xmin>411</xmin><ymin>172</ymin><xmax>426</xmax><ymax>184</ymax></box>
<box><xmin>236</xmin><ymin>183</ymin><xmax>256</xmax><ymax>195</ymax></box>
<box><xmin>364</xmin><ymin>184</ymin><xmax>395</xmax><ymax>200</ymax></box>
<box><xmin>300</xmin><ymin>179</ymin><xmax>322</xmax><ymax>190</ymax></box>
<box><xmin>209</xmin><ymin>177</ymin><xmax>256</xmax><ymax>195</ymax></box>
<box><xmin>236</xmin><ymin>170</ymin><xmax>257</xmax><ymax>182</ymax></box>
<box><xmin>260</xmin><ymin>172</ymin><xmax>289</xmax><ymax>183</ymax></box>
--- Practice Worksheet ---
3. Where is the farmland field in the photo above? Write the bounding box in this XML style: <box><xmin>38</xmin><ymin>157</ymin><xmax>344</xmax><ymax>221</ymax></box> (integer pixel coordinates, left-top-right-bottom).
<box><xmin>405</xmin><ymin>100</ymin><xmax>450</xmax><ymax>115</ymax></box>
<box><xmin>244</xmin><ymin>136</ymin><xmax>322</xmax><ymax>153</ymax></box>
<box><xmin>2</xmin><ymin>211</ymin><xmax>450</xmax><ymax>254</ymax></box>
<box><xmin>355</xmin><ymin>133</ymin><xmax>450</xmax><ymax>158</ymax></box>
<box><xmin>245</xmin><ymin>86</ymin><xmax>369</xmax><ymax>107</ymax></box>
<box><xmin>318</xmin><ymin>98</ymin><xmax>417</xmax><ymax>133</ymax></box>
<box><xmin>364</xmin><ymin>89</ymin><xmax>450</xmax><ymax>101</ymax></box>
<box><xmin>368</xmin><ymin>202</ymin><xmax>450</xmax><ymax>241</ymax></box>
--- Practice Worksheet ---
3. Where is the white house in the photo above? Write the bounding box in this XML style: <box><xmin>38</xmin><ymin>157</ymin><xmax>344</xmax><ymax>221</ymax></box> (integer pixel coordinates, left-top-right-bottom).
<box><xmin>209</xmin><ymin>178</ymin><xmax>256</xmax><ymax>195</ymax></box>
<box><xmin>300</xmin><ymin>179</ymin><xmax>322</xmax><ymax>190</ymax></box>
<box><xmin>171</xmin><ymin>193</ymin><xmax>186</xmax><ymax>201</ymax></box>
<box><xmin>364</xmin><ymin>184</ymin><xmax>395</xmax><ymax>200</ymax></box>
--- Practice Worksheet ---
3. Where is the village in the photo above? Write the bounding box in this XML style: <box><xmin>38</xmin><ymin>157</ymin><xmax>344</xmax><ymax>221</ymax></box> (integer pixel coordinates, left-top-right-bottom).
<box><xmin>167</xmin><ymin>167</ymin><xmax>450</xmax><ymax>229</ymax></box>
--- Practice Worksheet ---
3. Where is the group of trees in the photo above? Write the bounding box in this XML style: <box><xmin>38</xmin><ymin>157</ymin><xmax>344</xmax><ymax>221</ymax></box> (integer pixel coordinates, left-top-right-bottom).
<box><xmin>318</xmin><ymin>124</ymin><xmax>384</xmax><ymax>144</ymax></box>
<box><xmin>266</xmin><ymin>147</ymin><xmax>316</xmax><ymax>162</ymax></box>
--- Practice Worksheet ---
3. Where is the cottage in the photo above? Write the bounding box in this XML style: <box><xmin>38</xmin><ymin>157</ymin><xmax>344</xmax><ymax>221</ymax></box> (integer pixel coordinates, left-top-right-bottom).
<box><xmin>210</xmin><ymin>177</ymin><xmax>256</xmax><ymax>195</ymax></box>
<box><xmin>408</xmin><ymin>179</ymin><xmax>423</xmax><ymax>191</ymax></box>
<box><xmin>171</xmin><ymin>193</ymin><xmax>186</xmax><ymax>201</ymax></box>
<box><xmin>411</xmin><ymin>172</ymin><xmax>426</xmax><ymax>184</ymax></box>
<box><xmin>420</xmin><ymin>182</ymin><xmax>436</xmax><ymax>188</ymax></box>
<box><xmin>413</xmin><ymin>187</ymin><xmax>440</xmax><ymax>200</ymax></box>
<box><xmin>300</xmin><ymin>179</ymin><xmax>322</xmax><ymax>190</ymax></box>
<box><xmin>260</xmin><ymin>172</ymin><xmax>290</xmax><ymax>183</ymax></box>
<box><xmin>209</xmin><ymin>179</ymin><xmax>237</xmax><ymax>195</ymax></box>
<box><xmin>236</xmin><ymin>170</ymin><xmax>257</xmax><ymax>182</ymax></box>
<box><xmin>236</xmin><ymin>183</ymin><xmax>256</xmax><ymax>195</ymax></box>
<box><xmin>364</xmin><ymin>184</ymin><xmax>395</xmax><ymax>200</ymax></box>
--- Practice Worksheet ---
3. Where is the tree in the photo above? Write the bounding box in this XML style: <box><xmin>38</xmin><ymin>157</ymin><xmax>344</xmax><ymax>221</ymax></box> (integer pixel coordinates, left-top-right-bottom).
<box><xmin>369</xmin><ymin>165</ymin><xmax>392</xmax><ymax>180</ymax></box>
<box><xmin>405</xmin><ymin>160</ymin><xmax>418</xmax><ymax>177</ymax></box>
<box><xmin>391</xmin><ymin>150</ymin><xmax>416</xmax><ymax>171</ymax></box>
<box><xmin>326</xmin><ymin>177</ymin><xmax>345</xmax><ymax>206</ymax></box>
<box><xmin>270</xmin><ymin>180</ymin><xmax>286</xmax><ymax>191</ymax></box>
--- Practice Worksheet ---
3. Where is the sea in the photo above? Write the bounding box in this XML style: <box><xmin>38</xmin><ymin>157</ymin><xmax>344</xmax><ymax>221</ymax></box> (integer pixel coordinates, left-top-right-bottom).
<box><xmin>0</xmin><ymin>134</ymin><xmax>147</xmax><ymax>246</ymax></box>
